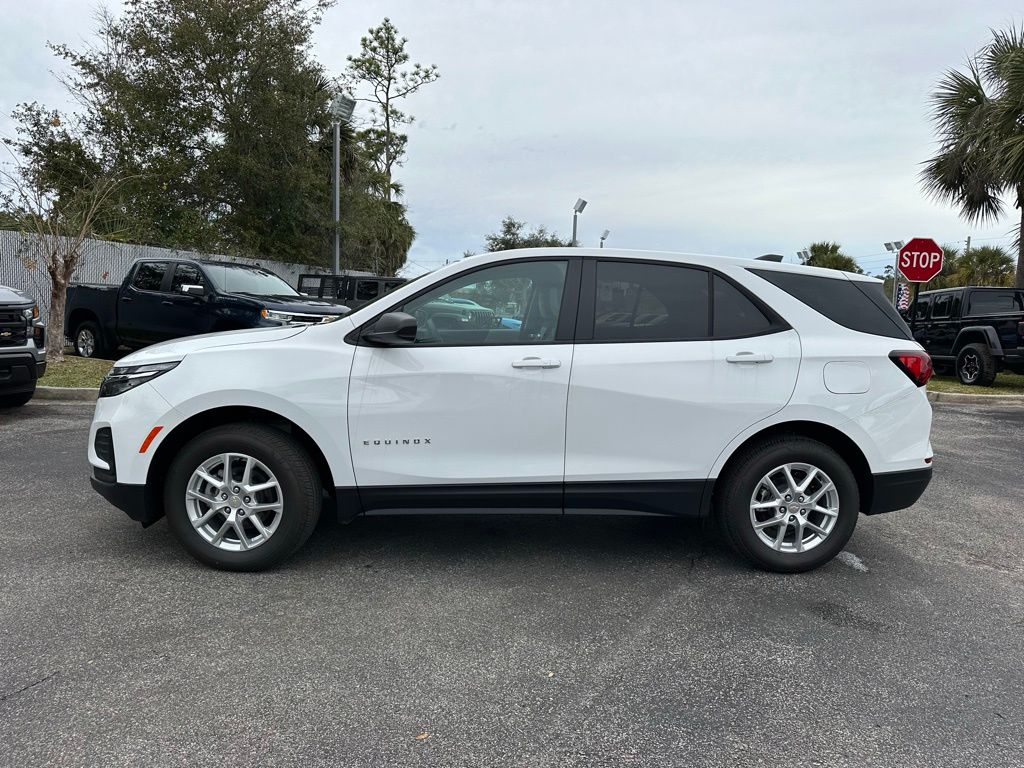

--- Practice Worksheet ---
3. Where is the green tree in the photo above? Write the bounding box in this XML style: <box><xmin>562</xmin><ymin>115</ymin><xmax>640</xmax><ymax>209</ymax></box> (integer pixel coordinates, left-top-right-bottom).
<box><xmin>954</xmin><ymin>244</ymin><xmax>1016</xmax><ymax>285</ymax></box>
<box><xmin>799</xmin><ymin>241</ymin><xmax>863</xmax><ymax>273</ymax></box>
<box><xmin>346</xmin><ymin>18</ymin><xmax>439</xmax><ymax>202</ymax></box>
<box><xmin>470</xmin><ymin>216</ymin><xmax>572</xmax><ymax>255</ymax></box>
<box><xmin>922</xmin><ymin>26</ymin><xmax>1024</xmax><ymax>288</ymax></box>
<box><xmin>6</xmin><ymin>0</ymin><xmax>417</xmax><ymax>272</ymax></box>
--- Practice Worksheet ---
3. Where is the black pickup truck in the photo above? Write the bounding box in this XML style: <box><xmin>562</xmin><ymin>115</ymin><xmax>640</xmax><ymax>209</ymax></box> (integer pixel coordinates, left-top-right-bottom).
<box><xmin>66</xmin><ymin>259</ymin><xmax>349</xmax><ymax>359</ymax></box>
<box><xmin>906</xmin><ymin>285</ymin><xmax>1024</xmax><ymax>385</ymax></box>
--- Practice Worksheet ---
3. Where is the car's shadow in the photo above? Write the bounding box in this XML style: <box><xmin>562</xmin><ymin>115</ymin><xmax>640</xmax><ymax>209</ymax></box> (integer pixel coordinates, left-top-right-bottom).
<box><xmin>289</xmin><ymin>512</ymin><xmax>736</xmax><ymax>573</ymax></box>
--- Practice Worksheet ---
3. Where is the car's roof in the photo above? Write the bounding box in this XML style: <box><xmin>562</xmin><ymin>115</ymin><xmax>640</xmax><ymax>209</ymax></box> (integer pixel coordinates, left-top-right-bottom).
<box><xmin>464</xmin><ymin>247</ymin><xmax>880</xmax><ymax>283</ymax></box>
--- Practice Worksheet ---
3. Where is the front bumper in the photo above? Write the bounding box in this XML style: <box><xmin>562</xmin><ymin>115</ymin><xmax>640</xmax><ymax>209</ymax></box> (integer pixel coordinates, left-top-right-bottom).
<box><xmin>865</xmin><ymin>466</ymin><xmax>933</xmax><ymax>515</ymax></box>
<box><xmin>0</xmin><ymin>351</ymin><xmax>41</xmax><ymax>395</ymax></box>
<box><xmin>90</xmin><ymin>474</ymin><xmax>163</xmax><ymax>527</ymax></box>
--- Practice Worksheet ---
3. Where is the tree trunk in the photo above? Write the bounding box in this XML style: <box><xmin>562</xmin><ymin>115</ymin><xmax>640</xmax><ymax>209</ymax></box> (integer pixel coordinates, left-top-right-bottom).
<box><xmin>47</xmin><ymin>273</ymin><xmax>66</xmax><ymax>364</ymax></box>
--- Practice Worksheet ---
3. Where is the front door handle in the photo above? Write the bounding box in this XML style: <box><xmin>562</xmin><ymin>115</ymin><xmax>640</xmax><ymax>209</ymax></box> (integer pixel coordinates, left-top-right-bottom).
<box><xmin>511</xmin><ymin>357</ymin><xmax>561</xmax><ymax>369</ymax></box>
<box><xmin>161</xmin><ymin>300</ymin><xmax>173</xmax><ymax>306</ymax></box>
<box><xmin>726</xmin><ymin>352</ymin><xmax>774</xmax><ymax>364</ymax></box>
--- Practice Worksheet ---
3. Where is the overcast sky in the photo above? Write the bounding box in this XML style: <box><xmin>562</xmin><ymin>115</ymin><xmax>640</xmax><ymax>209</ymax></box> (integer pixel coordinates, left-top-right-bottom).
<box><xmin>3</xmin><ymin>0</ymin><xmax>1022</xmax><ymax>275</ymax></box>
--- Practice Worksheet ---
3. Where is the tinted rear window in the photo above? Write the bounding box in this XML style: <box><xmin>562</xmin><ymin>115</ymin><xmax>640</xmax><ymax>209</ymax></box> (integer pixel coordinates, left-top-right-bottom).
<box><xmin>968</xmin><ymin>290</ymin><xmax>1023</xmax><ymax>315</ymax></box>
<box><xmin>592</xmin><ymin>261</ymin><xmax>709</xmax><ymax>341</ymax></box>
<box><xmin>749</xmin><ymin>269</ymin><xmax>912</xmax><ymax>340</ymax></box>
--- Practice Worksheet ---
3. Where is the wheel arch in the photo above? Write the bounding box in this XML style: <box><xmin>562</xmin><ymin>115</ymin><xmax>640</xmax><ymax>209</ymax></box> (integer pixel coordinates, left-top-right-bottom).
<box><xmin>710</xmin><ymin>420</ymin><xmax>874</xmax><ymax>516</ymax></box>
<box><xmin>145</xmin><ymin>406</ymin><xmax>336</xmax><ymax>523</ymax></box>
<box><xmin>953</xmin><ymin>326</ymin><xmax>1002</xmax><ymax>356</ymax></box>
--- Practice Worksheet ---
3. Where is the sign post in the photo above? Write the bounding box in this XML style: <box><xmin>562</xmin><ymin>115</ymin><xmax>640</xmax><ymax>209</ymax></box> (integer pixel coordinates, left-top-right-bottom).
<box><xmin>897</xmin><ymin>238</ymin><xmax>944</xmax><ymax>332</ymax></box>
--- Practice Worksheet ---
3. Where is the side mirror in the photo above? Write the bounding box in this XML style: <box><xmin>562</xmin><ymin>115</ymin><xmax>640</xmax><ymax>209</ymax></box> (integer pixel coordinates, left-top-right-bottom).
<box><xmin>181</xmin><ymin>284</ymin><xmax>205</xmax><ymax>297</ymax></box>
<box><xmin>363</xmin><ymin>312</ymin><xmax>417</xmax><ymax>346</ymax></box>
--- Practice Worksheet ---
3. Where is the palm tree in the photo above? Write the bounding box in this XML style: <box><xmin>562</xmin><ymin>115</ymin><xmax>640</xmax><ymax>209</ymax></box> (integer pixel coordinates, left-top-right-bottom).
<box><xmin>800</xmin><ymin>241</ymin><xmax>863</xmax><ymax>273</ymax></box>
<box><xmin>922</xmin><ymin>26</ymin><xmax>1024</xmax><ymax>288</ymax></box>
<box><xmin>955</xmin><ymin>245</ymin><xmax>1016</xmax><ymax>286</ymax></box>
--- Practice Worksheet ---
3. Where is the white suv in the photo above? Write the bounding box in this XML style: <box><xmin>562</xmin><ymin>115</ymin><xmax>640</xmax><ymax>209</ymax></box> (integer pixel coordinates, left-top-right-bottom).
<box><xmin>87</xmin><ymin>249</ymin><xmax>934</xmax><ymax>572</ymax></box>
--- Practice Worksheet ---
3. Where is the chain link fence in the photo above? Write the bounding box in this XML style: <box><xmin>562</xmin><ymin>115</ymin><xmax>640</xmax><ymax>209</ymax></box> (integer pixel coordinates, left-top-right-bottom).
<box><xmin>0</xmin><ymin>231</ymin><xmax>328</xmax><ymax>325</ymax></box>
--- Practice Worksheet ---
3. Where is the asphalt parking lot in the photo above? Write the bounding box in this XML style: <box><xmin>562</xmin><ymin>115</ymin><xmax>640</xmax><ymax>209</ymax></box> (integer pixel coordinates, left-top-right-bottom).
<box><xmin>1</xmin><ymin>401</ymin><xmax>1022</xmax><ymax>767</ymax></box>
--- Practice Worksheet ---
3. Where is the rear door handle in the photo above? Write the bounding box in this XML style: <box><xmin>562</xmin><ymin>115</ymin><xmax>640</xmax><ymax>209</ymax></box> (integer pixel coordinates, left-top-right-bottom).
<box><xmin>161</xmin><ymin>300</ymin><xmax>173</xmax><ymax>306</ymax></box>
<box><xmin>726</xmin><ymin>352</ymin><xmax>774</xmax><ymax>364</ymax></box>
<box><xmin>120</xmin><ymin>297</ymin><xmax>133</xmax><ymax>303</ymax></box>
<box><xmin>511</xmin><ymin>357</ymin><xmax>561</xmax><ymax>369</ymax></box>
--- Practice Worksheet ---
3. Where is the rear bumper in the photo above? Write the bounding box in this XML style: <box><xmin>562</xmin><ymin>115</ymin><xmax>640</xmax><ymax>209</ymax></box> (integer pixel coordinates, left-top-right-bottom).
<box><xmin>865</xmin><ymin>467</ymin><xmax>933</xmax><ymax>515</ymax></box>
<box><xmin>90</xmin><ymin>474</ymin><xmax>162</xmax><ymax>527</ymax></box>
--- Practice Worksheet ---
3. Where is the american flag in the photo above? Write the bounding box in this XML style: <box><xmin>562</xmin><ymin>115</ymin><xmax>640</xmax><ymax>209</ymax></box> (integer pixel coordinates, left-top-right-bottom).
<box><xmin>896</xmin><ymin>282</ymin><xmax>911</xmax><ymax>311</ymax></box>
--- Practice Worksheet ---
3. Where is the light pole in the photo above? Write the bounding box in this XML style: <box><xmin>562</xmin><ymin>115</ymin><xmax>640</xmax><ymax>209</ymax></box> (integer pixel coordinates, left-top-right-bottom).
<box><xmin>330</xmin><ymin>93</ymin><xmax>357</xmax><ymax>275</ymax></box>
<box><xmin>884</xmin><ymin>240</ymin><xmax>905</xmax><ymax>304</ymax></box>
<box><xmin>599</xmin><ymin>229</ymin><xmax>610</xmax><ymax>248</ymax></box>
<box><xmin>571</xmin><ymin>198</ymin><xmax>587</xmax><ymax>246</ymax></box>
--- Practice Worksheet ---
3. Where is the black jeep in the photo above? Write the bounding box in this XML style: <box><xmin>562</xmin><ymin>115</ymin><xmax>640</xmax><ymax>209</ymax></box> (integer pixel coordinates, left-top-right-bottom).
<box><xmin>906</xmin><ymin>286</ymin><xmax>1024</xmax><ymax>385</ymax></box>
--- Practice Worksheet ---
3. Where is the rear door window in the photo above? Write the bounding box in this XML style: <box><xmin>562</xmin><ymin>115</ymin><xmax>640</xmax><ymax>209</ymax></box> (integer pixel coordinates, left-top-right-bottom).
<box><xmin>131</xmin><ymin>262</ymin><xmax>168</xmax><ymax>292</ymax></box>
<box><xmin>749</xmin><ymin>269</ymin><xmax>912</xmax><ymax>340</ymax></box>
<box><xmin>590</xmin><ymin>261</ymin><xmax>709</xmax><ymax>341</ymax></box>
<box><xmin>931</xmin><ymin>294</ymin><xmax>951</xmax><ymax>319</ymax></box>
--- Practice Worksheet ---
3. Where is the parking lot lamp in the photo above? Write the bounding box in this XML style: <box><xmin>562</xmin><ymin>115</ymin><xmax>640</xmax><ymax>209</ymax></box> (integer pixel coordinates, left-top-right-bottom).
<box><xmin>600</xmin><ymin>229</ymin><xmax>610</xmax><ymax>248</ymax></box>
<box><xmin>884</xmin><ymin>241</ymin><xmax>905</xmax><ymax>303</ymax></box>
<box><xmin>330</xmin><ymin>93</ymin><xmax>357</xmax><ymax>275</ymax></box>
<box><xmin>571</xmin><ymin>198</ymin><xmax>587</xmax><ymax>246</ymax></box>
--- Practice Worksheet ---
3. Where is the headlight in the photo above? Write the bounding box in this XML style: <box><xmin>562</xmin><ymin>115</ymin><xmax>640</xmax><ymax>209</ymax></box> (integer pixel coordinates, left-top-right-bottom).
<box><xmin>261</xmin><ymin>308</ymin><xmax>293</xmax><ymax>323</ymax></box>
<box><xmin>23</xmin><ymin>306</ymin><xmax>39</xmax><ymax>321</ymax></box>
<box><xmin>99</xmin><ymin>361</ymin><xmax>180</xmax><ymax>398</ymax></box>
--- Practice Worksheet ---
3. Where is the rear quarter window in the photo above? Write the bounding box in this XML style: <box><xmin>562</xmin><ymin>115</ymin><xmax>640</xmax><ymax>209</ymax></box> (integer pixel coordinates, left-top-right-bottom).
<box><xmin>749</xmin><ymin>269</ymin><xmax>912</xmax><ymax>341</ymax></box>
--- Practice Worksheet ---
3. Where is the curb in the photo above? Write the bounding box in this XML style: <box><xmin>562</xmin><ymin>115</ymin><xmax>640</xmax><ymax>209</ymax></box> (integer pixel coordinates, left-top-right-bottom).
<box><xmin>927</xmin><ymin>390</ymin><xmax>1024</xmax><ymax>406</ymax></box>
<box><xmin>33</xmin><ymin>386</ymin><xmax>99</xmax><ymax>402</ymax></box>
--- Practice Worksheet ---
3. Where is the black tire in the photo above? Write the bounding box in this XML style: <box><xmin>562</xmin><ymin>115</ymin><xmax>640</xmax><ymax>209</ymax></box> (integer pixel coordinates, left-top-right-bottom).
<box><xmin>0</xmin><ymin>390</ymin><xmax>34</xmax><ymax>408</ymax></box>
<box><xmin>717</xmin><ymin>436</ymin><xmax>859</xmax><ymax>573</ymax></box>
<box><xmin>73</xmin><ymin>320</ymin><xmax>105</xmax><ymax>359</ymax></box>
<box><xmin>164</xmin><ymin>423</ymin><xmax>322</xmax><ymax>571</ymax></box>
<box><xmin>956</xmin><ymin>343</ymin><xmax>997</xmax><ymax>387</ymax></box>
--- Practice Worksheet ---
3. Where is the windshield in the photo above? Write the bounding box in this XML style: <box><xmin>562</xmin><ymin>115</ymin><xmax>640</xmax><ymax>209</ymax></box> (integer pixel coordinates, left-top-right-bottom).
<box><xmin>203</xmin><ymin>264</ymin><xmax>299</xmax><ymax>296</ymax></box>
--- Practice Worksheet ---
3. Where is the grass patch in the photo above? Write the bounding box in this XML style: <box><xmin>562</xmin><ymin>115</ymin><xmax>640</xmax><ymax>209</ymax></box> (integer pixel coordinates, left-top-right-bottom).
<box><xmin>928</xmin><ymin>371</ymin><xmax>1024</xmax><ymax>396</ymax></box>
<box><xmin>40</xmin><ymin>356</ymin><xmax>113</xmax><ymax>388</ymax></box>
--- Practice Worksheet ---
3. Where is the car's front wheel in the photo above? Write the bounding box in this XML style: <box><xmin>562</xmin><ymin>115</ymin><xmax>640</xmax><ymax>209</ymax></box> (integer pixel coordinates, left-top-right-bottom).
<box><xmin>164</xmin><ymin>423</ymin><xmax>322</xmax><ymax>571</ymax></box>
<box><xmin>717</xmin><ymin>436</ymin><xmax>859</xmax><ymax>573</ymax></box>
<box><xmin>0</xmin><ymin>391</ymin><xmax>34</xmax><ymax>408</ymax></box>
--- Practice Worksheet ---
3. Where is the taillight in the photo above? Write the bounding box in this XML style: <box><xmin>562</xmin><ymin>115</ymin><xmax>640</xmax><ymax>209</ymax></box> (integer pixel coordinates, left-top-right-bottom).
<box><xmin>890</xmin><ymin>350</ymin><xmax>933</xmax><ymax>387</ymax></box>
<box><xmin>1018</xmin><ymin>321</ymin><xmax>1024</xmax><ymax>340</ymax></box>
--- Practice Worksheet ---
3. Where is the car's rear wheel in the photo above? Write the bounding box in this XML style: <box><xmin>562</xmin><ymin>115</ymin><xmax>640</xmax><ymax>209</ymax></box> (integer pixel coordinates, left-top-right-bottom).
<box><xmin>717</xmin><ymin>436</ymin><xmax>859</xmax><ymax>572</ymax></box>
<box><xmin>164</xmin><ymin>423</ymin><xmax>321</xmax><ymax>571</ymax></box>
<box><xmin>956</xmin><ymin>343</ymin><xmax>997</xmax><ymax>386</ymax></box>
<box><xmin>73</xmin><ymin>321</ymin><xmax>105</xmax><ymax>359</ymax></box>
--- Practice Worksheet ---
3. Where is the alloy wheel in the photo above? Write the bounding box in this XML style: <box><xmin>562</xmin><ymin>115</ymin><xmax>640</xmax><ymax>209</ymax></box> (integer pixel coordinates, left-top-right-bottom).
<box><xmin>960</xmin><ymin>353</ymin><xmax>980</xmax><ymax>383</ymax></box>
<box><xmin>185</xmin><ymin>453</ymin><xmax>284</xmax><ymax>552</ymax></box>
<box><xmin>77</xmin><ymin>328</ymin><xmax>95</xmax><ymax>357</ymax></box>
<box><xmin>749</xmin><ymin>462</ymin><xmax>840</xmax><ymax>554</ymax></box>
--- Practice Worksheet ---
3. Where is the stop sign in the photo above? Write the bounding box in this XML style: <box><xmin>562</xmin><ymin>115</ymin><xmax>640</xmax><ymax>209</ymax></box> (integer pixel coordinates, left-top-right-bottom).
<box><xmin>898</xmin><ymin>238</ymin><xmax>944</xmax><ymax>282</ymax></box>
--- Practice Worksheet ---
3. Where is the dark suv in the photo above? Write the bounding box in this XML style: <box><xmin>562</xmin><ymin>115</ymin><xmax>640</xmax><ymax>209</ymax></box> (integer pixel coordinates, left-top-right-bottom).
<box><xmin>0</xmin><ymin>285</ymin><xmax>46</xmax><ymax>407</ymax></box>
<box><xmin>906</xmin><ymin>286</ymin><xmax>1024</xmax><ymax>385</ymax></box>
